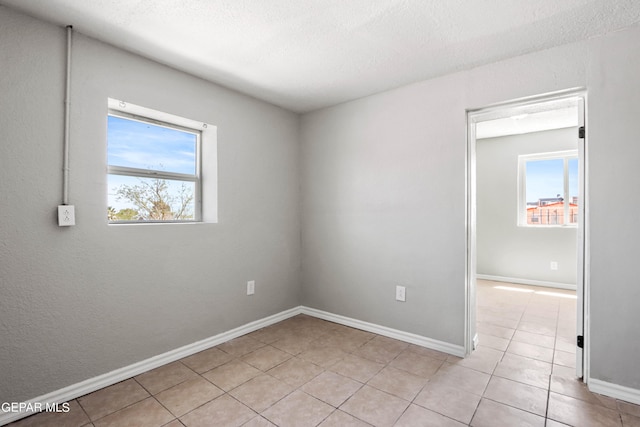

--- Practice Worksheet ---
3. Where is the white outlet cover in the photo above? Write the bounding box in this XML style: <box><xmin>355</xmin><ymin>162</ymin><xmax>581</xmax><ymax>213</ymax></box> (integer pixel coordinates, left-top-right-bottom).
<box><xmin>550</xmin><ymin>261</ymin><xmax>558</xmax><ymax>270</ymax></box>
<box><xmin>247</xmin><ymin>280</ymin><xmax>255</xmax><ymax>295</ymax></box>
<box><xmin>395</xmin><ymin>285</ymin><xmax>406</xmax><ymax>302</ymax></box>
<box><xmin>58</xmin><ymin>205</ymin><xmax>75</xmax><ymax>226</ymax></box>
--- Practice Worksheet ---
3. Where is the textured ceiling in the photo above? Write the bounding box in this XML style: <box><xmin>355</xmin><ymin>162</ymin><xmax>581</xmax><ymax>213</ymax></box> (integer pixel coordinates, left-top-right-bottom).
<box><xmin>2</xmin><ymin>0</ymin><xmax>639</xmax><ymax>112</ymax></box>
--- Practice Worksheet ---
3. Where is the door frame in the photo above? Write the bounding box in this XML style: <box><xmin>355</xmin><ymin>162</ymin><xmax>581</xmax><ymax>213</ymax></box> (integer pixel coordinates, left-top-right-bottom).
<box><xmin>465</xmin><ymin>88</ymin><xmax>589</xmax><ymax>381</ymax></box>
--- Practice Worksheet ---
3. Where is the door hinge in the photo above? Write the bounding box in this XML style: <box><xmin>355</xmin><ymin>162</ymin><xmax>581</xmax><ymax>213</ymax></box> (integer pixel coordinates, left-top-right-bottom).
<box><xmin>577</xmin><ymin>335</ymin><xmax>584</xmax><ymax>349</ymax></box>
<box><xmin>579</xmin><ymin>126</ymin><xmax>585</xmax><ymax>139</ymax></box>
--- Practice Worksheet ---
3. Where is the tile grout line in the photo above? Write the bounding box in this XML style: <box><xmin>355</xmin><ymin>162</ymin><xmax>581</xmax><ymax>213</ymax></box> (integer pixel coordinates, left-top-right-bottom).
<box><xmin>74</xmin><ymin>398</ymin><xmax>92</xmax><ymax>426</ymax></box>
<box><xmin>544</xmin><ymin>294</ymin><xmax>562</xmax><ymax>425</ymax></box>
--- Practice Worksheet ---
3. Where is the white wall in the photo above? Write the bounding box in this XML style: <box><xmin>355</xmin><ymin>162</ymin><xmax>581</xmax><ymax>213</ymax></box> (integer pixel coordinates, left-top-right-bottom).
<box><xmin>0</xmin><ymin>6</ymin><xmax>300</xmax><ymax>403</ymax></box>
<box><xmin>477</xmin><ymin>128</ymin><xmax>578</xmax><ymax>286</ymax></box>
<box><xmin>301</xmin><ymin>23</ymin><xmax>640</xmax><ymax>391</ymax></box>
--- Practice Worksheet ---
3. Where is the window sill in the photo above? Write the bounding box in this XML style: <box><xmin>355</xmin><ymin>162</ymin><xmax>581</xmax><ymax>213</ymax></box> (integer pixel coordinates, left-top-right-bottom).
<box><xmin>108</xmin><ymin>220</ymin><xmax>216</xmax><ymax>226</ymax></box>
<box><xmin>517</xmin><ymin>224</ymin><xmax>578</xmax><ymax>229</ymax></box>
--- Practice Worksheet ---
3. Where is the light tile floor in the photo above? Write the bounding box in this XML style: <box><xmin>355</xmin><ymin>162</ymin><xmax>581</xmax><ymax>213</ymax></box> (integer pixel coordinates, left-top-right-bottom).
<box><xmin>9</xmin><ymin>280</ymin><xmax>640</xmax><ymax>426</ymax></box>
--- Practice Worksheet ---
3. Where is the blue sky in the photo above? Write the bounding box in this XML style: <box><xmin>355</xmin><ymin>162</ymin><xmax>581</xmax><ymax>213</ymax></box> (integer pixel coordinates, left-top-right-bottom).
<box><xmin>526</xmin><ymin>158</ymin><xmax>578</xmax><ymax>203</ymax></box>
<box><xmin>108</xmin><ymin>115</ymin><xmax>197</xmax><ymax>174</ymax></box>
<box><xmin>107</xmin><ymin>115</ymin><xmax>197</xmax><ymax>211</ymax></box>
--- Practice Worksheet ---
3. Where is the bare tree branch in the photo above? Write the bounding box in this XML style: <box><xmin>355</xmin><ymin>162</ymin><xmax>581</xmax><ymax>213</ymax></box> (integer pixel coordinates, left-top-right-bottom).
<box><xmin>113</xmin><ymin>178</ymin><xmax>193</xmax><ymax>220</ymax></box>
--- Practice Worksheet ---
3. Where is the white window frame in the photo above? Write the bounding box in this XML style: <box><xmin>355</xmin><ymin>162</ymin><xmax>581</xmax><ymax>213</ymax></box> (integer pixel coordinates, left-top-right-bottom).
<box><xmin>107</xmin><ymin>98</ymin><xmax>217</xmax><ymax>224</ymax></box>
<box><xmin>517</xmin><ymin>149</ymin><xmax>578</xmax><ymax>227</ymax></box>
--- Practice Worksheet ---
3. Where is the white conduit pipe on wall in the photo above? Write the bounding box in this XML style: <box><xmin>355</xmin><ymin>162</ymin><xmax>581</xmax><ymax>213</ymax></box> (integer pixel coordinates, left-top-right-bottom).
<box><xmin>62</xmin><ymin>25</ymin><xmax>72</xmax><ymax>205</ymax></box>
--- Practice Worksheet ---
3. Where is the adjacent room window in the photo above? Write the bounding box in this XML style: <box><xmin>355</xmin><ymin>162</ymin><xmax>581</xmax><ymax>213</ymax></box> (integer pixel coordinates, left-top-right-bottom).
<box><xmin>107</xmin><ymin>99</ymin><xmax>215</xmax><ymax>223</ymax></box>
<box><xmin>518</xmin><ymin>150</ymin><xmax>578</xmax><ymax>227</ymax></box>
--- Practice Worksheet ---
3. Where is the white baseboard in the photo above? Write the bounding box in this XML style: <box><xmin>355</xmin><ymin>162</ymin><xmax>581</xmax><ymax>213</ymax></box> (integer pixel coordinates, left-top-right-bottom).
<box><xmin>1</xmin><ymin>305</ymin><xmax>467</xmax><ymax>426</ymax></box>
<box><xmin>589</xmin><ymin>378</ymin><xmax>640</xmax><ymax>405</ymax></box>
<box><xmin>300</xmin><ymin>306</ymin><xmax>466</xmax><ymax>358</ymax></box>
<box><xmin>0</xmin><ymin>307</ymin><xmax>302</xmax><ymax>426</ymax></box>
<box><xmin>476</xmin><ymin>274</ymin><xmax>577</xmax><ymax>291</ymax></box>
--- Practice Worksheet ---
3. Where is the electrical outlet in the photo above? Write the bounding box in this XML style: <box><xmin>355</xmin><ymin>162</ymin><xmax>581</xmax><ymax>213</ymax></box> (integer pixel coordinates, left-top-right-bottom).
<box><xmin>58</xmin><ymin>205</ymin><xmax>75</xmax><ymax>226</ymax></box>
<box><xmin>395</xmin><ymin>285</ymin><xmax>406</xmax><ymax>302</ymax></box>
<box><xmin>247</xmin><ymin>280</ymin><xmax>255</xmax><ymax>295</ymax></box>
<box><xmin>550</xmin><ymin>261</ymin><xmax>558</xmax><ymax>271</ymax></box>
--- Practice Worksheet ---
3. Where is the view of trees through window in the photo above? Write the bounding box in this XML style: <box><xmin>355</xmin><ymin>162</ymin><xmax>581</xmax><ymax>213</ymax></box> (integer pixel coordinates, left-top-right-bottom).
<box><xmin>107</xmin><ymin>112</ymin><xmax>199</xmax><ymax>222</ymax></box>
<box><xmin>107</xmin><ymin>176</ymin><xmax>195</xmax><ymax>221</ymax></box>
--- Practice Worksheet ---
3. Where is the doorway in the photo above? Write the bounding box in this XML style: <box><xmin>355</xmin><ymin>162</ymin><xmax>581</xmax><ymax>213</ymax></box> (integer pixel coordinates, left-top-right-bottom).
<box><xmin>466</xmin><ymin>90</ymin><xmax>588</xmax><ymax>380</ymax></box>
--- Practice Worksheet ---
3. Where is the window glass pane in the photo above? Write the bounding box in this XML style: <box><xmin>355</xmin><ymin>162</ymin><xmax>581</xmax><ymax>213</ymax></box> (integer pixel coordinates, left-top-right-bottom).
<box><xmin>107</xmin><ymin>115</ymin><xmax>197</xmax><ymax>174</ymax></box>
<box><xmin>568</xmin><ymin>158</ymin><xmax>579</xmax><ymax>224</ymax></box>
<box><xmin>525</xmin><ymin>159</ymin><xmax>564</xmax><ymax>225</ymax></box>
<box><xmin>108</xmin><ymin>174</ymin><xmax>196</xmax><ymax>221</ymax></box>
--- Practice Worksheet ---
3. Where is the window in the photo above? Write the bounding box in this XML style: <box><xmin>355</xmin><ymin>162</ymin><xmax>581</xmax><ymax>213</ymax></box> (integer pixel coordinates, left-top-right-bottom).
<box><xmin>107</xmin><ymin>99</ymin><xmax>216</xmax><ymax>223</ymax></box>
<box><xmin>518</xmin><ymin>150</ymin><xmax>578</xmax><ymax>227</ymax></box>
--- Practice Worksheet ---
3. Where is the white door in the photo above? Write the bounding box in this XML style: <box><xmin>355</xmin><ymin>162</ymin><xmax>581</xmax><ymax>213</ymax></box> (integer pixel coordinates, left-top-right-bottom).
<box><xmin>575</xmin><ymin>97</ymin><xmax>586</xmax><ymax>379</ymax></box>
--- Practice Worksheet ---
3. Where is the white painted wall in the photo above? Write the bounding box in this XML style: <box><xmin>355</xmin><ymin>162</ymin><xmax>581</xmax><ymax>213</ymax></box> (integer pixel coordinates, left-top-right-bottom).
<box><xmin>301</xmin><ymin>23</ymin><xmax>640</xmax><ymax>390</ymax></box>
<box><xmin>477</xmin><ymin>128</ymin><xmax>578</xmax><ymax>286</ymax></box>
<box><xmin>0</xmin><ymin>7</ymin><xmax>300</xmax><ymax>403</ymax></box>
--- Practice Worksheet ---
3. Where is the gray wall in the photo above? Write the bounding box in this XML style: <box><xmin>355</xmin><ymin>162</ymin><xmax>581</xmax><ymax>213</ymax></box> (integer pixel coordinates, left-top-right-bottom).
<box><xmin>301</xmin><ymin>24</ymin><xmax>640</xmax><ymax>390</ymax></box>
<box><xmin>0</xmin><ymin>7</ymin><xmax>300</xmax><ymax>403</ymax></box>
<box><xmin>588</xmin><ymin>26</ymin><xmax>640</xmax><ymax>389</ymax></box>
<box><xmin>300</xmin><ymin>76</ymin><xmax>467</xmax><ymax>345</ymax></box>
<box><xmin>2</xmin><ymin>4</ymin><xmax>640</xmax><ymax>403</ymax></box>
<box><xmin>477</xmin><ymin>128</ymin><xmax>578</xmax><ymax>286</ymax></box>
